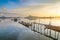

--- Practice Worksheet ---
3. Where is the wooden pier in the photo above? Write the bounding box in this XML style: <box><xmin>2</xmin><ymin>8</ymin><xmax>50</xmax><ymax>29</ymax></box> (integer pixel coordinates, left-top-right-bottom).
<box><xmin>10</xmin><ymin>16</ymin><xmax>60</xmax><ymax>40</ymax></box>
<box><xmin>19</xmin><ymin>21</ymin><xmax>60</xmax><ymax>40</ymax></box>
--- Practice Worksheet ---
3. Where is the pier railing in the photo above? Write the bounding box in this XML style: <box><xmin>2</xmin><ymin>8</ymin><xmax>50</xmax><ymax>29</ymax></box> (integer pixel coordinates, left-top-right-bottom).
<box><xmin>29</xmin><ymin>22</ymin><xmax>60</xmax><ymax>40</ymax></box>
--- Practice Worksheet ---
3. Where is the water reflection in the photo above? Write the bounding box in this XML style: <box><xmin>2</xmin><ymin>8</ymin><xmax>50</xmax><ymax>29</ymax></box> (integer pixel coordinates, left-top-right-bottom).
<box><xmin>0</xmin><ymin>19</ymin><xmax>52</xmax><ymax>40</ymax></box>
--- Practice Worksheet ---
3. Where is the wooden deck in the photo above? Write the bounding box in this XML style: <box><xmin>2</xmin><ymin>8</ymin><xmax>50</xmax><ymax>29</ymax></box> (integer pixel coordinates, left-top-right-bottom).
<box><xmin>45</xmin><ymin>25</ymin><xmax>60</xmax><ymax>32</ymax></box>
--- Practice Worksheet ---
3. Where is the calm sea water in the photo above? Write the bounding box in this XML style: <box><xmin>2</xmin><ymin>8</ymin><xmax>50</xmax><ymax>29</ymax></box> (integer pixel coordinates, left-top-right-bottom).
<box><xmin>0</xmin><ymin>18</ymin><xmax>60</xmax><ymax>40</ymax></box>
<box><xmin>0</xmin><ymin>19</ymin><xmax>53</xmax><ymax>40</ymax></box>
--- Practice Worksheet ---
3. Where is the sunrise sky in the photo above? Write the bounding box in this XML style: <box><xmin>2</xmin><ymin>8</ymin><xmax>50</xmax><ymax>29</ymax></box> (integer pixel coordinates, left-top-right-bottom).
<box><xmin>0</xmin><ymin>0</ymin><xmax>60</xmax><ymax>17</ymax></box>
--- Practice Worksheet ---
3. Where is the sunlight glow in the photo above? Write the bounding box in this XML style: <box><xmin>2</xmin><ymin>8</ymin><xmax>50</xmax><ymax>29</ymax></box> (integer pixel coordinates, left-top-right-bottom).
<box><xmin>51</xmin><ymin>8</ymin><xmax>60</xmax><ymax>14</ymax></box>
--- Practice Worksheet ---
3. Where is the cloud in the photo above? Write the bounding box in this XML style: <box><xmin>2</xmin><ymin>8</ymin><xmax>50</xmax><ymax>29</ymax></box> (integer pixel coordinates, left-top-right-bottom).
<box><xmin>8</xmin><ymin>1</ymin><xmax>60</xmax><ymax>17</ymax></box>
<box><xmin>1</xmin><ymin>0</ymin><xmax>60</xmax><ymax>9</ymax></box>
<box><xmin>19</xmin><ymin>0</ymin><xmax>60</xmax><ymax>6</ymax></box>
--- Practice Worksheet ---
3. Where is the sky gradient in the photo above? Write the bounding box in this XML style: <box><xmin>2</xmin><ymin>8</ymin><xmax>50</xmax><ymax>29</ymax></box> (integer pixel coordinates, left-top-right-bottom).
<box><xmin>0</xmin><ymin>0</ymin><xmax>60</xmax><ymax>17</ymax></box>
<box><xmin>0</xmin><ymin>0</ymin><xmax>60</xmax><ymax>9</ymax></box>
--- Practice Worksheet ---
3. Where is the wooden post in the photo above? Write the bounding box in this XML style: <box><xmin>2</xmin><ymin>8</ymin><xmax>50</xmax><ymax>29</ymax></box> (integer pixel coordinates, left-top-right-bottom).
<box><xmin>39</xmin><ymin>18</ymin><xmax>40</xmax><ymax>33</ymax></box>
<box><xmin>35</xmin><ymin>24</ymin><xmax>37</xmax><ymax>31</ymax></box>
<box><xmin>49</xmin><ymin>17</ymin><xmax>51</xmax><ymax>36</ymax></box>
<box><xmin>47</xmin><ymin>29</ymin><xmax>48</xmax><ymax>35</ymax></box>
<box><xmin>57</xmin><ymin>32</ymin><xmax>59</xmax><ymax>40</ymax></box>
<box><xmin>39</xmin><ymin>18</ymin><xmax>42</xmax><ymax>34</ymax></box>
<box><xmin>38</xmin><ymin>23</ymin><xmax>40</xmax><ymax>33</ymax></box>
<box><xmin>30</xmin><ymin>22</ymin><xmax>32</xmax><ymax>30</ymax></box>
<box><xmin>33</xmin><ymin>23</ymin><xmax>35</xmax><ymax>31</ymax></box>
<box><xmin>40</xmin><ymin>25</ymin><xmax>42</xmax><ymax>34</ymax></box>
<box><xmin>32</xmin><ymin>19</ymin><xmax>36</xmax><ymax>31</ymax></box>
<box><xmin>55</xmin><ymin>31</ymin><xmax>56</xmax><ymax>39</ymax></box>
<box><xmin>39</xmin><ymin>18</ymin><xmax>42</xmax><ymax>40</ymax></box>
<box><xmin>31</xmin><ymin>22</ymin><xmax>33</xmax><ymax>30</ymax></box>
<box><xmin>44</xmin><ymin>17</ymin><xmax>46</xmax><ymax>35</ymax></box>
<box><xmin>44</xmin><ymin>28</ymin><xmax>45</xmax><ymax>35</ymax></box>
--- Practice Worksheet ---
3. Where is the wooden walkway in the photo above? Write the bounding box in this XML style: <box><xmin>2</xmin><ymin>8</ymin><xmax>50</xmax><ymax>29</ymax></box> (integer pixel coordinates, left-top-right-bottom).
<box><xmin>18</xmin><ymin>21</ymin><xmax>60</xmax><ymax>40</ymax></box>
<box><xmin>44</xmin><ymin>25</ymin><xmax>60</xmax><ymax>32</ymax></box>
